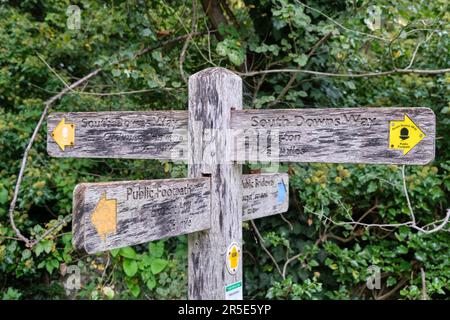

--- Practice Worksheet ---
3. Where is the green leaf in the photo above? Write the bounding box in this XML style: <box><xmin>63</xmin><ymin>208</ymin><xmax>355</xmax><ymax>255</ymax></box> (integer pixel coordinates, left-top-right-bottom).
<box><xmin>123</xmin><ymin>259</ymin><xmax>138</xmax><ymax>277</ymax></box>
<box><xmin>294</xmin><ymin>54</ymin><xmax>308</xmax><ymax>67</ymax></box>
<box><xmin>386</xmin><ymin>276</ymin><xmax>397</xmax><ymax>287</ymax></box>
<box><xmin>140</xmin><ymin>28</ymin><xmax>154</xmax><ymax>37</ymax></box>
<box><xmin>414</xmin><ymin>252</ymin><xmax>427</xmax><ymax>262</ymax></box>
<box><xmin>42</xmin><ymin>240</ymin><xmax>53</xmax><ymax>254</ymax></box>
<box><xmin>102</xmin><ymin>286</ymin><xmax>115</xmax><ymax>299</ymax></box>
<box><xmin>309</xmin><ymin>259</ymin><xmax>319</xmax><ymax>267</ymax></box>
<box><xmin>126</xmin><ymin>279</ymin><xmax>141</xmax><ymax>298</ymax></box>
<box><xmin>120</xmin><ymin>247</ymin><xmax>138</xmax><ymax>260</ymax></box>
<box><xmin>34</xmin><ymin>243</ymin><xmax>44</xmax><ymax>257</ymax></box>
<box><xmin>147</xmin><ymin>79</ymin><xmax>159</xmax><ymax>88</ymax></box>
<box><xmin>396</xmin><ymin>245</ymin><xmax>408</xmax><ymax>254</ymax></box>
<box><xmin>171</xmin><ymin>81</ymin><xmax>181</xmax><ymax>88</ymax></box>
<box><xmin>45</xmin><ymin>261</ymin><xmax>55</xmax><ymax>274</ymax></box>
<box><xmin>0</xmin><ymin>188</ymin><xmax>8</xmax><ymax>204</ymax></box>
<box><xmin>149</xmin><ymin>241</ymin><xmax>164</xmax><ymax>258</ymax></box>
<box><xmin>141</xmin><ymin>254</ymin><xmax>153</xmax><ymax>267</ymax></box>
<box><xmin>110</xmin><ymin>248</ymin><xmax>120</xmax><ymax>257</ymax></box>
<box><xmin>367</xmin><ymin>181</ymin><xmax>377</xmax><ymax>193</ymax></box>
<box><xmin>151</xmin><ymin>258</ymin><xmax>168</xmax><ymax>275</ymax></box>
<box><xmin>21</xmin><ymin>249</ymin><xmax>31</xmax><ymax>260</ymax></box>
<box><xmin>146</xmin><ymin>275</ymin><xmax>156</xmax><ymax>290</ymax></box>
<box><xmin>111</xmin><ymin>69</ymin><xmax>121</xmax><ymax>77</ymax></box>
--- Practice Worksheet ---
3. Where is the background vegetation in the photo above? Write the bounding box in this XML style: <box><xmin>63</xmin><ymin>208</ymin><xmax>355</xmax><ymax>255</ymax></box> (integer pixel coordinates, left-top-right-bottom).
<box><xmin>0</xmin><ymin>0</ymin><xmax>448</xmax><ymax>300</ymax></box>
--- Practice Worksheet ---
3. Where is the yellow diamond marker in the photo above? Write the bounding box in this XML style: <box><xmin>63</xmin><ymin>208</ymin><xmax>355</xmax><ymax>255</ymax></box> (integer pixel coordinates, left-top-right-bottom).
<box><xmin>389</xmin><ymin>114</ymin><xmax>426</xmax><ymax>155</ymax></box>
<box><xmin>226</xmin><ymin>242</ymin><xmax>240</xmax><ymax>274</ymax></box>
<box><xmin>91</xmin><ymin>192</ymin><xmax>117</xmax><ymax>241</ymax></box>
<box><xmin>52</xmin><ymin>118</ymin><xmax>75</xmax><ymax>151</ymax></box>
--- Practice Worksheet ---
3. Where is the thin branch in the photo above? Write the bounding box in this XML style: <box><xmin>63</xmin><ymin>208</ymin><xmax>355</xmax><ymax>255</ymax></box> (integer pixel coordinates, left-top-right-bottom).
<box><xmin>70</xmin><ymin>88</ymin><xmax>178</xmax><ymax>96</ymax></box>
<box><xmin>250</xmin><ymin>220</ymin><xmax>283</xmax><ymax>279</ymax></box>
<box><xmin>420</xmin><ymin>268</ymin><xmax>428</xmax><ymax>300</ymax></box>
<box><xmin>401</xmin><ymin>165</ymin><xmax>416</xmax><ymax>224</ymax></box>
<box><xmin>36</xmin><ymin>53</ymin><xmax>73</xmax><ymax>92</ymax></box>
<box><xmin>270</xmin><ymin>32</ymin><xmax>332</xmax><ymax>106</ymax></box>
<box><xmin>239</xmin><ymin>67</ymin><xmax>450</xmax><ymax>78</ymax></box>
<box><xmin>325</xmin><ymin>233</ymin><xmax>355</xmax><ymax>243</ymax></box>
<box><xmin>304</xmin><ymin>206</ymin><xmax>450</xmax><ymax>235</ymax></box>
<box><xmin>375</xmin><ymin>277</ymin><xmax>409</xmax><ymax>300</ymax></box>
<box><xmin>353</xmin><ymin>202</ymin><xmax>379</xmax><ymax>231</ymax></box>
<box><xmin>0</xmin><ymin>236</ymin><xmax>22</xmax><ymax>241</ymax></box>
<box><xmin>252</xmin><ymin>73</ymin><xmax>267</xmax><ymax>105</ymax></box>
<box><xmin>294</xmin><ymin>0</ymin><xmax>389</xmax><ymax>42</ymax></box>
<box><xmin>282</xmin><ymin>252</ymin><xmax>302</xmax><ymax>280</ymax></box>
<box><xmin>8</xmin><ymin>31</ymin><xmax>214</xmax><ymax>247</ymax></box>
<box><xmin>30</xmin><ymin>215</ymin><xmax>72</xmax><ymax>247</ymax></box>
<box><xmin>179</xmin><ymin>0</ymin><xmax>198</xmax><ymax>84</ymax></box>
<box><xmin>410</xmin><ymin>210</ymin><xmax>450</xmax><ymax>234</ymax></box>
<box><xmin>404</xmin><ymin>31</ymin><xmax>436</xmax><ymax>70</ymax></box>
<box><xmin>279</xmin><ymin>213</ymin><xmax>293</xmax><ymax>231</ymax></box>
<box><xmin>8</xmin><ymin>68</ymin><xmax>101</xmax><ymax>247</ymax></box>
<box><xmin>99</xmin><ymin>253</ymin><xmax>111</xmax><ymax>286</ymax></box>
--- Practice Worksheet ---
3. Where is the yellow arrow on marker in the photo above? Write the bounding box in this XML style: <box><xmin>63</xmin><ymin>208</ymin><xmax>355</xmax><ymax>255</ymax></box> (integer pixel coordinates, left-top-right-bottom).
<box><xmin>389</xmin><ymin>114</ymin><xmax>426</xmax><ymax>155</ymax></box>
<box><xmin>52</xmin><ymin>118</ymin><xmax>75</xmax><ymax>151</ymax></box>
<box><xmin>91</xmin><ymin>192</ymin><xmax>117</xmax><ymax>241</ymax></box>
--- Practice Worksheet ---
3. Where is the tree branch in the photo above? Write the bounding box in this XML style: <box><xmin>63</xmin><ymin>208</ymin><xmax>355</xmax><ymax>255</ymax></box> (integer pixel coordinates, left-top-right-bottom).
<box><xmin>8</xmin><ymin>68</ymin><xmax>101</xmax><ymax>248</ymax></box>
<box><xmin>8</xmin><ymin>31</ymin><xmax>215</xmax><ymax>247</ymax></box>
<box><xmin>179</xmin><ymin>0</ymin><xmax>198</xmax><ymax>84</ymax></box>
<box><xmin>239</xmin><ymin>67</ymin><xmax>450</xmax><ymax>78</ymax></box>
<box><xmin>270</xmin><ymin>32</ymin><xmax>332</xmax><ymax>106</ymax></box>
<box><xmin>250</xmin><ymin>220</ymin><xmax>283</xmax><ymax>279</ymax></box>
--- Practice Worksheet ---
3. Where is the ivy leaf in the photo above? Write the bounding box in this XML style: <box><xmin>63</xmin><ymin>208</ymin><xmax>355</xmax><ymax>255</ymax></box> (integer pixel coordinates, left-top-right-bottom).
<box><xmin>0</xmin><ymin>188</ymin><xmax>8</xmax><ymax>204</ymax></box>
<box><xmin>309</xmin><ymin>259</ymin><xmax>319</xmax><ymax>267</ymax></box>
<box><xmin>414</xmin><ymin>252</ymin><xmax>427</xmax><ymax>262</ymax></box>
<box><xmin>123</xmin><ymin>259</ymin><xmax>138</xmax><ymax>277</ymax></box>
<box><xmin>140</xmin><ymin>28</ymin><xmax>154</xmax><ymax>38</ymax></box>
<box><xmin>149</xmin><ymin>241</ymin><xmax>164</xmax><ymax>258</ymax></box>
<box><xmin>386</xmin><ymin>276</ymin><xmax>397</xmax><ymax>287</ymax></box>
<box><xmin>171</xmin><ymin>81</ymin><xmax>181</xmax><ymax>88</ymax></box>
<box><xmin>146</xmin><ymin>275</ymin><xmax>156</xmax><ymax>290</ymax></box>
<box><xmin>126</xmin><ymin>279</ymin><xmax>141</xmax><ymax>298</ymax></box>
<box><xmin>21</xmin><ymin>249</ymin><xmax>31</xmax><ymax>260</ymax></box>
<box><xmin>111</xmin><ymin>69</ymin><xmax>121</xmax><ymax>77</ymax></box>
<box><xmin>110</xmin><ymin>248</ymin><xmax>120</xmax><ymax>257</ymax></box>
<box><xmin>294</xmin><ymin>54</ymin><xmax>308</xmax><ymax>67</ymax></box>
<box><xmin>396</xmin><ymin>245</ymin><xmax>408</xmax><ymax>254</ymax></box>
<box><xmin>150</xmin><ymin>258</ymin><xmax>168</xmax><ymax>275</ymax></box>
<box><xmin>34</xmin><ymin>243</ymin><xmax>44</xmax><ymax>257</ymax></box>
<box><xmin>42</xmin><ymin>240</ymin><xmax>53</xmax><ymax>254</ymax></box>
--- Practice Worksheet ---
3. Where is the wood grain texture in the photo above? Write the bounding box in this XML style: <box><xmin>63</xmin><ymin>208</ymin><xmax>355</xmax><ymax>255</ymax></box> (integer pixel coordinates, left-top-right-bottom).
<box><xmin>242</xmin><ymin>173</ymin><xmax>289</xmax><ymax>221</ymax></box>
<box><xmin>72</xmin><ymin>178</ymin><xmax>210</xmax><ymax>254</ymax></box>
<box><xmin>47</xmin><ymin>111</ymin><xmax>188</xmax><ymax>160</ymax></box>
<box><xmin>187</xmin><ymin>67</ymin><xmax>243</xmax><ymax>300</ymax></box>
<box><xmin>230</xmin><ymin>108</ymin><xmax>435</xmax><ymax>165</ymax></box>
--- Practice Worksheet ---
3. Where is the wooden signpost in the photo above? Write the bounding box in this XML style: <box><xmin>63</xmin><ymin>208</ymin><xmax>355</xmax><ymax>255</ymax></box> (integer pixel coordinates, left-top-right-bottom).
<box><xmin>48</xmin><ymin>111</ymin><xmax>188</xmax><ymax>160</ymax></box>
<box><xmin>230</xmin><ymin>108</ymin><xmax>435</xmax><ymax>164</ymax></box>
<box><xmin>47</xmin><ymin>67</ymin><xmax>435</xmax><ymax>300</ymax></box>
<box><xmin>73</xmin><ymin>177</ymin><xmax>211</xmax><ymax>254</ymax></box>
<box><xmin>73</xmin><ymin>173</ymin><xmax>289</xmax><ymax>254</ymax></box>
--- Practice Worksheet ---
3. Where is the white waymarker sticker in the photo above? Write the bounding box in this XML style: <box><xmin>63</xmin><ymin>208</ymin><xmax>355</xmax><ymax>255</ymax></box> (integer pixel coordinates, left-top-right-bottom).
<box><xmin>225</xmin><ymin>281</ymin><xmax>243</xmax><ymax>300</ymax></box>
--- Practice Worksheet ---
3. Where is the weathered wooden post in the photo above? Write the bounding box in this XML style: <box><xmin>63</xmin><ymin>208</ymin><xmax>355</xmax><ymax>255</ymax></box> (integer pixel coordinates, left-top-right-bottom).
<box><xmin>187</xmin><ymin>68</ymin><xmax>243</xmax><ymax>299</ymax></box>
<box><xmin>49</xmin><ymin>66</ymin><xmax>434</xmax><ymax>301</ymax></box>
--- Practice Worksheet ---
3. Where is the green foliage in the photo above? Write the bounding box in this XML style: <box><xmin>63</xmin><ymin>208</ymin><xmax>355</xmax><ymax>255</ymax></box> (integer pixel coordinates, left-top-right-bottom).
<box><xmin>1</xmin><ymin>0</ymin><xmax>449</xmax><ymax>300</ymax></box>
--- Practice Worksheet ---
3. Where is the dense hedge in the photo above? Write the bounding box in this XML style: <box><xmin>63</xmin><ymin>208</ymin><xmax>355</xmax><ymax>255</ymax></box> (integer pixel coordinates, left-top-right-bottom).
<box><xmin>0</xmin><ymin>0</ymin><xmax>448</xmax><ymax>300</ymax></box>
